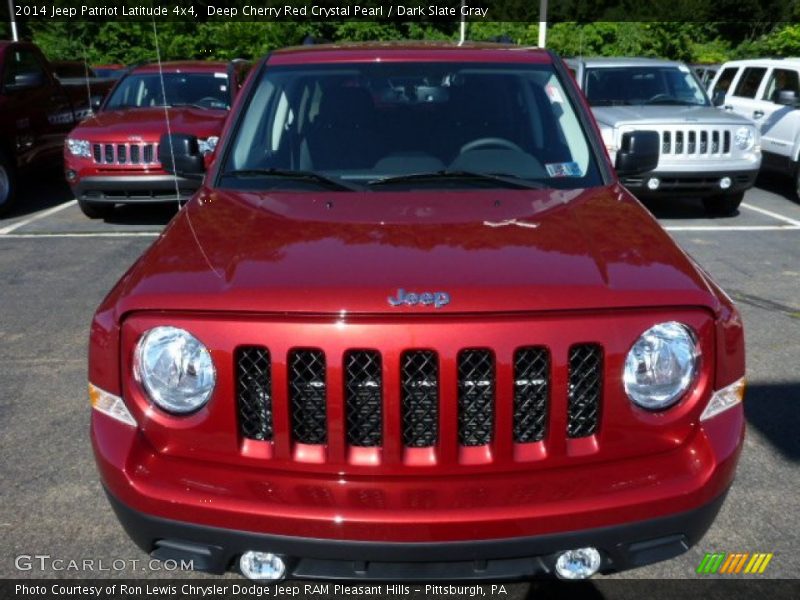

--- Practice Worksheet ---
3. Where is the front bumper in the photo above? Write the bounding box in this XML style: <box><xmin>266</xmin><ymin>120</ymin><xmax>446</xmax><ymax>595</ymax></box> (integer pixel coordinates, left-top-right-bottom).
<box><xmin>69</xmin><ymin>174</ymin><xmax>199</xmax><ymax>203</ymax></box>
<box><xmin>106</xmin><ymin>486</ymin><xmax>729</xmax><ymax>579</ymax></box>
<box><xmin>622</xmin><ymin>169</ymin><xmax>758</xmax><ymax>198</ymax></box>
<box><xmin>93</xmin><ymin>397</ymin><xmax>744</xmax><ymax>579</ymax></box>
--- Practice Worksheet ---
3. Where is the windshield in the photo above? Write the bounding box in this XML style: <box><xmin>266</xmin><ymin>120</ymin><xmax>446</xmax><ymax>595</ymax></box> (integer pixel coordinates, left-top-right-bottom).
<box><xmin>585</xmin><ymin>65</ymin><xmax>709</xmax><ymax>107</ymax></box>
<box><xmin>105</xmin><ymin>72</ymin><xmax>230</xmax><ymax>110</ymax></box>
<box><xmin>220</xmin><ymin>62</ymin><xmax>601</xmax><ymax>191</ymax></box>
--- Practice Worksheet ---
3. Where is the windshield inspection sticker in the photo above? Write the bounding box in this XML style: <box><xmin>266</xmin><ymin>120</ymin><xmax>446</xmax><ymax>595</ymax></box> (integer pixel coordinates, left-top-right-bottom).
<box><xmin>546</xmin><ymin>162</ymin><xmax>582</xmax><ymax>178</ymax></box>
<box><xmin>545</xmin><ymin>84</ymin><xmax>564</xmax><ymax>103</ymax></box>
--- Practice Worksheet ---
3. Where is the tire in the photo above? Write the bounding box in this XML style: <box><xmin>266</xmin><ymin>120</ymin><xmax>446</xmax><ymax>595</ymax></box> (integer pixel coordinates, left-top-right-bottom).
<box><xmin>0</xmin><ymin>150</ymin><xmax>18</xmax><ymax>217</ymax></box>
<box><xmin>795</xmin><ymin>164</ymin><xmax>800</xmax><ymax>202</ymax></box>
<box><xmin>702</xmin><ymin>192</ymin><xmax>743</xmax><ymax>217</ymax></box>
<box><xmin>78</xmin><ymin>199</ymin><xmax>115</xmax><ymax>219</ymax></box>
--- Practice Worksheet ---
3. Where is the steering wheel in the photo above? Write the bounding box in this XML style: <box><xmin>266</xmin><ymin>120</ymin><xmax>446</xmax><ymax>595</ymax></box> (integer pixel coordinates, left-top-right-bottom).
<box><xmin>644</xmin><ymin>93</ymin><xmax>674</xmax><ymax>104</ymax></box>
<box><xmin>194</xmin><ymin>96</ymin><xmax>223</xmax><ymax>108</ymax></box>
<box><xmin>460</xmin><ymin>137</ymin><xmax>524</xmax><ymax>154</ymax></box>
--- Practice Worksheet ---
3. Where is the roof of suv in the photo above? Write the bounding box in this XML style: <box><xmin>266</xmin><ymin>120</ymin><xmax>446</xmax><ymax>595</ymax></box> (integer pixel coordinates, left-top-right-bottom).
<box><xmin>568</xmin><ymin>57</ymin><xmax>682</xmax><ymax>68</ymax></box>
<box><xmin>132</xmin><ymin>61</ymin><xmax>231</xmax><ymax>75</ymax></box>
<box><xmin>718</xmin><ymin>58</ymin><xmax>800</xmax><ymax>68</ymax></box>
<box><xmin>268</xmin><ymin>42</ymin><xmax>552</xmax><ymax>65</ymax></box>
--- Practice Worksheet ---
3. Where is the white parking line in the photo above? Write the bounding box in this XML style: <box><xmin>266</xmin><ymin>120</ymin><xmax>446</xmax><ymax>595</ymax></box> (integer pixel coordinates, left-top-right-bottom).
<box><xmin>665</xmin><ymin>225</ymin><xmax>800</xmax><ymax>231</ymax></box>
<box><xmin>740</xmin><ymin>202</ymin><xmax>800</xmax><ymax>227</ymax></box>
<box><xmin>0</xmin><ymin>232</ymin><xmax>160</xmax><ymax>239</ymax></box>
<box><xmin>0</xmin><ymin>200</ymin><xmax>78</xmax><ymax>235</ymax></box>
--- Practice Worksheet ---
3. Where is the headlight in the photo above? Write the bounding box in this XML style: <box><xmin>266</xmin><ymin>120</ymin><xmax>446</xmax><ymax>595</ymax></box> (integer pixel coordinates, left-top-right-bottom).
<box><xmin>67</xmin><ymin>138</ymin><xmax>91</xmax><ymax>158</ymax></box>
<box><xmin>134</xmin><ymin>326</ymin><xmax>216</xmax><ymax>414</ymax></box>
<box><xmin>735</xmin><ymin>127</ymin><xmax>754</xmax><ymax>151</ymax></box>
<box><xmin>623</xmin><ymin>322</ymin><xmax>699</xmax><ymax>410</ymax></box>
<box><xmin>198</xmin><ymin>136</ymin><xmax>219</xmax><ymax>155</ymax></box>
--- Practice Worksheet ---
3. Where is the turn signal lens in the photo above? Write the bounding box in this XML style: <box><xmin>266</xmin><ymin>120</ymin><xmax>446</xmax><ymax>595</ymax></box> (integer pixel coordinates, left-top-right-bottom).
<box><xmin>700</xmin><ymin>377</ymin><xmax>746</xmax><ymax>421</ymax></box>
<box><xmin>89</xmin><ymin>383</ymin><xmax>136</xmax><ymax>426</ymax></box>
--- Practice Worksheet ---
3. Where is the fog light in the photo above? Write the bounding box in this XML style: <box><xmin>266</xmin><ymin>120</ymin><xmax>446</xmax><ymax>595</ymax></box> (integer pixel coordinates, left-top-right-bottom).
<box><xmin>719</xmin><ymin>177</ymin><xmax>732</xmax><ymax>190</ymax></box>
<box><xmin>239</xmin><ymin>551</ymin><xmax>286</xmax><ymax>581</ymax></box>
<box><xmin>646</xmin><ymin>177</ymin><xmax>660</xmax><ymax>190</ymax></box>
<box><xmin>65</xmin><ymin>170</ymin><xmax>77</xmax><ymax>182</ymax></box>
<box><xmin>555</xmin><ymin>547</ymin><xmax>602</xmax><ymax>580</ymax></box>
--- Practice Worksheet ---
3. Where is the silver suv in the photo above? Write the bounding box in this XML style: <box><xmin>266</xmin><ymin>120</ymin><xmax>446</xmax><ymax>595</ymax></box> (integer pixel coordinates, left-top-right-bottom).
<box><xmin>567</xmin><ymin>57</ymin><xmax>761</xmax><ymax>216</ymax></box>
<box><xmin>708</xmin><ymin>58</ymin><xmax>800</xmax><ymax>199</ymax></box>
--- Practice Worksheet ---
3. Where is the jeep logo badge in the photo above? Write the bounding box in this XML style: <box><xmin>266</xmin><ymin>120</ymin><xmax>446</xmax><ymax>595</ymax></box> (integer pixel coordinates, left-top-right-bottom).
<box><xmin>388</xmin><ymin>288</ymin><xmax>450</xmax><ymax>309</ymax></box>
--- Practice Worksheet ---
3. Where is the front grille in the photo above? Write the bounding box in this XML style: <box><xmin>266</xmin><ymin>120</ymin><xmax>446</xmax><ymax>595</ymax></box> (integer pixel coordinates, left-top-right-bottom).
<box><xmin>457</xmin><ymin>349</ymin><xmax>495</xmax><ymax>446</ymax></box>
<box><xmin>513</xmin><ymin>347</ymin><xmax>549</xmax><ymax>443</ymax></box>
<box><xmin>289</xmin><ymin>349</ymin><xmax>327</xmax><ymax>444</ymax></box>
<box><xmin>234</xmin><ymin>343</ymin><xmax>605</xmax><ymax>456</ymax></box>
<box><xmin>567</xmin><ymin>344</ymin><xmax>602</xmax><ymax>438</ymax></box>
<box><xmin>236</xmin><ymin>347</ymin><xmax>273</xmax><ymax>441</ymax></box>
<box><xmin>344</xmin><ymin>351</ymin><xmax>382</xmax><ymax>447</ymax></box>
<box><xmin>659</xmin><ymin>128</ymin><xmax>732</xmax><ymax>158</ymax></box>
<box><xmin>401</xmin><ymin>350</ymin><xmax>438</xmax><ymax>447</ymax></box>
<box><xmin>91</xmin><ymin>142</ymin><xmax>158</xmax><ymax>165</ymax></box>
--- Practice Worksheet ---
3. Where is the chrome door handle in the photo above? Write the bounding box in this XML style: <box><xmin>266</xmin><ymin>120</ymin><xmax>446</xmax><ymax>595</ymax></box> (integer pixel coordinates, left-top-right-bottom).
<box><xmin>753</xmin><ymin>110</ymin><xmax>764</xmax><ymax>118</ymax></box>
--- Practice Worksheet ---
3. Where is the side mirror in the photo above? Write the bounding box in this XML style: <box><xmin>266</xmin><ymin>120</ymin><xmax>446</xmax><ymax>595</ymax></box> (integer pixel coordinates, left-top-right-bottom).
<box><xmin>776</xmin><ymin>89</ymin><xmax>798</xmax><ymax>106</ymax></box>
<box><xmin>6</xmin><ymin>71</ymin><xmax>45</xmax><ymax>91</ymax></box>
<box><xmin>712</xmin><ymin>90</ymin><xmax>726</xmax><ymax>107</ymax></box>
<box><xmin>158</xmin><ymin>134</ymin><xmax>205</xmax><ymax>180</ymax></box>
<box><xmin>615</xmin><ymin>130</ymin><xmax>660</xmax><ymax>177</ymax></box>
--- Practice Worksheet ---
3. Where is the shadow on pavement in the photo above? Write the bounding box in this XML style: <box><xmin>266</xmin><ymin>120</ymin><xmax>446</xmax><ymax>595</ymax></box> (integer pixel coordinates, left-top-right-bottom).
<box><xmin>5</xmin><ymin>166</ymin><xmax>74</xmax><ymax>219</ymax></box>
<box><xmin>102</xmin><ymin>201</ymin><xmax>179</xmax><ymax>226</ymax></box>
<box><xmin>754</xmin><ymin>172</ymin><xmax>798</xmax><ymax>205</ymax></box>
<box><xmin>638</xmin><ymin>195</ymin><xmax>743</xmax><ymax>220</ymax></box>
<box><xmin>745</xmin><ymin>381</ymin><xmax>800</xmax><ymax>463</ymax></box>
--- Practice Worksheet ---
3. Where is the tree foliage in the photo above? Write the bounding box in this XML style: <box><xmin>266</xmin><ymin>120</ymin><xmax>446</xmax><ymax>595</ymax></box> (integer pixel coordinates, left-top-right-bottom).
<box><xmin>9</xmin><ymin>17</ymin><xmax>800</xmax><ymax>65</ymax></box>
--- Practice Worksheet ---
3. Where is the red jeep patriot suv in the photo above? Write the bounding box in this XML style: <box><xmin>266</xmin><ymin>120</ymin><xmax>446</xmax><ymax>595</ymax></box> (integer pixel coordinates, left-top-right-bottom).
<box><xmin>89</xmin><ymin>44</ymin><xmax>746</xmax><ymax>581</ymax></box>
<box><xmin>65</xmin><ymin>60</ymin><xmax>247</xmax><ymax>219</ymax></box>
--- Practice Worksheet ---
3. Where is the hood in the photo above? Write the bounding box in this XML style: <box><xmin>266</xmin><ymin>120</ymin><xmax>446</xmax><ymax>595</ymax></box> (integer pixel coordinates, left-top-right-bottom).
<box><xmin>114</xmin><ymin>185</ymin><xmax>719</xmax><ymax>316</ymax></box>
<box><xmin>72</xmin><ymin>106</ymin><xmax>227</xmax><ymax>140</ymax></box>
<box><xmin>591</xmin><ymin>104</ymin><xmax>752</xmax><ymax>128</ymax></box>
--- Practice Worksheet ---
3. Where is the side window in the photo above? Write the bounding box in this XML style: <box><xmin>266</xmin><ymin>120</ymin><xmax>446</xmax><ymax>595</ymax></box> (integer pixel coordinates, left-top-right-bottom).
<box><xmin>763</xmin><ymin>68</ymin><xmax>800</xmax><ymax>103</ymax></box>
<box><xmin>712</xmin><ymin>67</ymin><xmax>738</xmax><ymax>95</ymax></box>
<box><xmin>3</xmin><ymin>49</ymin><xmax>47</xmax><ymax>88</ymax></box>
<box><xmin>733</xmin><ymin>67</ymin><xmax>767</xmax><ymax>99</ymax></box>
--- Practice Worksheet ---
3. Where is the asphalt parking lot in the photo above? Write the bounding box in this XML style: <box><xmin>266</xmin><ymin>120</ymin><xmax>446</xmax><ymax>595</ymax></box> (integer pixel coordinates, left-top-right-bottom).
<box><xmin>1</xmin><ymin>170</ymin><xmax>798</xmax><ymax>592</ymax></box>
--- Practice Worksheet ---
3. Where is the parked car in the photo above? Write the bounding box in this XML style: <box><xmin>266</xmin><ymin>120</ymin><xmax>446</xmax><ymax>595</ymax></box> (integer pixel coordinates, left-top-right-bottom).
<box><xmin>567</xmin><ymin>57</ymin><xmax>761</xmax><ymax>216</ymax></box>
<box><xmin>92</xmin><ymin>64</ymin><xmax>126</xmax><ymax>79</ymax></box>
<box><xmin>692</xmin><ymin>63</ymin><xmax>719</xmax><ymax>90</ymax></box>
<box><xmin>90</xmin><ymin>43</ymin><xmax>746</xmax><ymax>582</ymax></box>
<box><xmin>708</xmin><ymin>58</ymin><xmax>800</xmax><ymax>198</ymax></box>
<box><xmin>64</xmin><ymin>60</ymin><xmax>249</xmax><ymax>218</ymax></box>
<box><xmin>0</xmin><ymin>41</ymin><xmax>113</xmax><ymax>216</ymax></box>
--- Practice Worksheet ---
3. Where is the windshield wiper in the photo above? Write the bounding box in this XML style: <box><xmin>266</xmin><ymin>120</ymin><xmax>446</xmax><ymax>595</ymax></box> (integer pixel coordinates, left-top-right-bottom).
<box><xmin>221</xmin><ymin>168</ymin><xmax>362</xmax><ymax>191</ymax></box>
<box><xmin>368</xmin><ymin>170</ymin><xmax>545</xmax><ymax>189</ymax></box>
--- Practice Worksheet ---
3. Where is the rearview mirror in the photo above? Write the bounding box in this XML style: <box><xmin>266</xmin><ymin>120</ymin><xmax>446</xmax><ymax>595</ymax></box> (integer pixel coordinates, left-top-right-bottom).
<box><xmin>776</xmin><ymin>89</ymin><xmax>799</xmax><ymax>106</ymax></box>
<box><xmin>615</xmin><ymin>131</ymin><xmax>659</xmax><ymax>177</ymax></box>
<box><xmin>712</xmin><ymin>90</ymin><xmax>726</xmax><ymax>107</ymax></box>
<box><xmin>158</xmin><ymin>134</ymin><xmax>205</xmax><ymax>180</ymax></box>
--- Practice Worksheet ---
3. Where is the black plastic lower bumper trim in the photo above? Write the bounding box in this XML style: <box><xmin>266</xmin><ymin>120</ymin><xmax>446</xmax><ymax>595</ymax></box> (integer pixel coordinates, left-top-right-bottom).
<box><xmin>622</xmin><ymin>169</ymin><xmax>758</xmax><ymax>197</ymax></box>
<box><xmin>105</xmin><ymin>488</ymin><xmax>728</xmax><ymax>580</ymax></box>
<box><xmin>71</xmin><ymin>175</ymin><xmax>198</xmax><ymax>203</ymax></box>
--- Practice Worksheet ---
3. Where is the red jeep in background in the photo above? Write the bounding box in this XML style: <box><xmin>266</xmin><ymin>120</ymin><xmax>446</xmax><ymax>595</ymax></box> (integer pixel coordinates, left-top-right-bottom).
<box><xmin>0</xmin><ymin>41</ymin><xmax>113</xmax><ymax>216</ymax></box>
<box><xmin>90</xmin><ymin>43</ymin><xmax>746</xmax><ymax>581</ymax></box>
<box><xmin>65</xmin><ymin>60</ymin><xmax>248</xmax><ymax>218</ymax></box>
